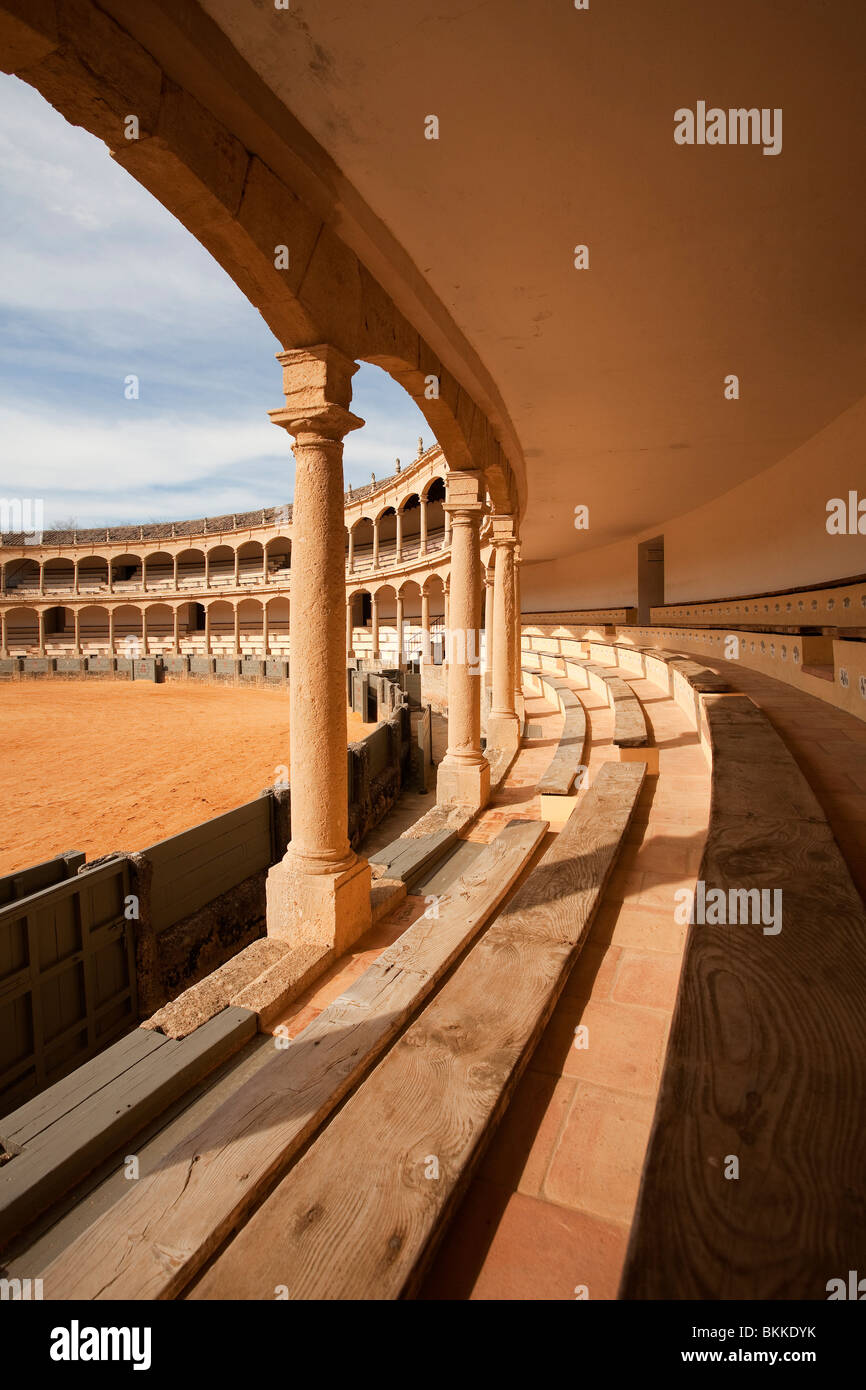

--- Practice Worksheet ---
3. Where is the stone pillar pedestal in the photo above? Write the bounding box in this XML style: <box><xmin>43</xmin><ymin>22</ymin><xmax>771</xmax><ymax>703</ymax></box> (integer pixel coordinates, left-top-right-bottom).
<box><xmin>437</xmin><ymin>470</ymin><xmax>490</xmax><ymax>809</ymax></box>
<box><xmin>346</xmin><ymin>598</ymin><xmax>355</xmax><ymax>658</ymax></box>
<box><xmin>370</xmin><ymin>592</ymin><xmax>380</xmax><ymax>660</ymax></box>
<box><xmin>395</xmin><ymin>593</ymin><xmax>404</xmax><ymax>665</ymax></box>
<box><xmin>265</xmin><ymin>344</ymin><xmax>371</xmax><ymax>953</ymax></box>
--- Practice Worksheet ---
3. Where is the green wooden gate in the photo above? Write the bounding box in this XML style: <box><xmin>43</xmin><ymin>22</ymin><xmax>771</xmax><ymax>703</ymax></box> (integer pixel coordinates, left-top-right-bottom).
<box><xmin>0</xmin><ymin>858</ymin><xmax>137</xmax><ymax>1113</ymax></box>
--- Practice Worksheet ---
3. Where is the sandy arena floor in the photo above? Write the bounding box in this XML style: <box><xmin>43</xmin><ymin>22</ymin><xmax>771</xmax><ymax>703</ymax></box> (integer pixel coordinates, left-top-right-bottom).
<box><xmin>0</xmin><ymin>682</ymin><xmax>375</xmax><ymax>875</ymax></box>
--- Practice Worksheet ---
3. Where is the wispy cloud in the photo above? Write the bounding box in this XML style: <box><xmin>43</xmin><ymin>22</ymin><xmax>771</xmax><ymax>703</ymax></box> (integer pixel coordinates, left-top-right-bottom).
<box><xmin>0</xmin><ymin>74</ymin><xmax>430</xmax><ymax>525</ymax></box>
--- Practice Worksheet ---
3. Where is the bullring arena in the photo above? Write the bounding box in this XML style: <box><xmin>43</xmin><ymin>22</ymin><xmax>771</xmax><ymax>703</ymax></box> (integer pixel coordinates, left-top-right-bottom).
<box><xmin>1</xmin><ymin>0</ymin><xmax>866</xmax><ymax>1328</ymax></box>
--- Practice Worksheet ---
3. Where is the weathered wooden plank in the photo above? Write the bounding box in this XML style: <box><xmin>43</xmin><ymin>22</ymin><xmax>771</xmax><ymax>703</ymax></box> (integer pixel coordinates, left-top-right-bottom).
<box><xmin>0</xmin><ymin>1007</ymin><xmax>256</xmax><ymax>1249</ymax></box>
<box><xmin>39</xmin><ymin>819</ymin><xmax>549</xmax><ymax>1300</ymax></box>
<box><xmin>0</xmin><ymin>1028</ymin><xmax>166</xmax><ymax>1147</ymax></box>
<box><xmin>191</xmin><ymin>761</ymin><xmax>646</xmax><ymax>1300</ymax></box>
<box><xmin>537</xmin><ymin>703</ymin><xmax>587</xmax><ymax>795</ymax></box>
<box><xmin>620</xmin><ymin>699</ymin><xmax>866</xmax><ymax>1299</ymax></box>
<box><xmin>369</xmin><ymin>827</ymin><xmax>459</xmax><ymax>888</ymax></box>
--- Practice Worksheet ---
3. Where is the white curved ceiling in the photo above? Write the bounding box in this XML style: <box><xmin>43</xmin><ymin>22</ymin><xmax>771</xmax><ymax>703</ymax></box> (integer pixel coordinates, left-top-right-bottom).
<box><xmin>200</xmin><ymin>0</ymin><xmax>866</xmax><ymax>564</ymax></box>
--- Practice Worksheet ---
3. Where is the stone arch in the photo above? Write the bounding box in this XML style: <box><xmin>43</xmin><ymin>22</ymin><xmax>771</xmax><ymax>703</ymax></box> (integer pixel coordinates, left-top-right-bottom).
<box><xmin>176</xmin><ymin>548</ymin><xmax>207</xmax><ymax>589</ymax></box>
<box><xmin>349</xmin><ymin>517</ymin><xmax>374</xmax><ymax>574</ymax></box>
<box><xmin>77</xmin><ymin>555</ymin><xmax>109</xmax><ymax>592</ymax></box>
<box><xmin>205</xmin><ymin>598</ymin><xmax>235</xmax><ymax>653</ymax></box>
<box><xmin>143</xmin><ymin>600</ymin><xmax>174</xmax><ymax>654</ymax></box>
<box><xmin>111</xmin><ymin>553</ymin><xmax>144</xmax><ymax>592</ymax></box>
<box><xmin>111</xmin><ymin>603</ymin><xmax>144</xmax><ymax>657</ymax></box>
<box><xmin>77</xmin><ymin>603</ymin><xmax>110</xmax><ymax>653</ymax></box>
<box><xmin>263</xmin><ymin>594</ymin><xmax>290</xmax><ymax>657</ymax></box>
<box><xmin>265</xmin><ymin>535</ymin><xmax>291</xmax><ymax>580</ymax></box>
<box><xmin>236</xmin><ymin>540</ymin><xmax>265</xmax><ymax>586</ymax></box>
<box><xmin>142</xmin><ymin>551</ymin><xmax>175</xmax><ymax>593</ymax></box>
<box><xmin>2</xmin><ymin>557</ymin><xmax>40</xmax><ymax>596</ymax></box>
<box><xmin>206</xmin><ymin>544</ymin><xmax>236</xmax><ymax>589</ymax></box>
<box><xmin>4</xmin><ymin>604</ymin><xmax>38</xmax><ymax>653</ymax></box>
<box><xmin>43</xmin><ymin>557</ymin><xmax>74</xmax><ymax>593</ymax></box>
<box><xmin>1</xmin><ymin>0</ymin><xmax>524</xmax><ymax>518</ymax></box>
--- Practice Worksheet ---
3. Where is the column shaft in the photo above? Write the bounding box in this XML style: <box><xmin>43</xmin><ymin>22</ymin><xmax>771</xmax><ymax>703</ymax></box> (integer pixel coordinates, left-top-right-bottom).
<box><xmin>421</xmin><ymin>590</ymin><xmax>431</xmax><ymax>664</ymax></box>
<box><xmin>437</xmin><ymin>470</ymin><xmax>489</xmax><ymax>808</ymax></box>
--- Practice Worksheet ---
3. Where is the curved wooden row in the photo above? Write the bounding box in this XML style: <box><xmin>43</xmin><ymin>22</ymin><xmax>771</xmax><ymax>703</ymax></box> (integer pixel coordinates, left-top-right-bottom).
<box><xmin>521</xmin><ymin>663</ymin><xmax>588</xmax><ymax>796</ymax></box>
<box><xmin>572</xmin><ymin>639</ymin><xmax>866</xmax><ymax>1299</ymax></box>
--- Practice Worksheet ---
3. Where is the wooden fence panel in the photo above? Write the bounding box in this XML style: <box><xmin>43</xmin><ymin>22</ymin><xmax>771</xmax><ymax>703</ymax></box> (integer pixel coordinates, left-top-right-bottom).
<box><xmin>145</xmin><ymin>796</ymin><xmax>273</xmax><ymax>936</ymax></box>
<box><xmin>0</xmin><ymin>859</ymin><xmax>136</xmax><ymax>1113</ymax></box>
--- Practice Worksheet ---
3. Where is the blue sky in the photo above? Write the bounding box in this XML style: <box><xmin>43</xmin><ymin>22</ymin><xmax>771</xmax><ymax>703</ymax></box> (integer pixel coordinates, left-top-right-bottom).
<box><xmin>0</xmin><ymin>74</ymin><xmax>430</xmax><ymax>529</ymax></box>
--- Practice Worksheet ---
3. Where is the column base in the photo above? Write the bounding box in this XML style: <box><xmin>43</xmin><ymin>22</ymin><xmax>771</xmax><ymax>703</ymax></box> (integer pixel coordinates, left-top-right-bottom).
<box><xmin>487</xmin><ymin>710</ymin><xmax>521</xmax><ymax>752</ymax></box>
<box><xmin>436</xmin><ymin>754</ymin><xmax>491</xmax><ymax>810</ymax></box>
<box><xmin>266</xmin><ymin>848</ymin><xmax>372</xmax><ymax>956</ymax></box>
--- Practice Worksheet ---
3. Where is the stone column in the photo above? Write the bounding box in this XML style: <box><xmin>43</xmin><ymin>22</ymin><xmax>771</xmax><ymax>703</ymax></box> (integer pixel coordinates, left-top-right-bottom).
<box><xmin>265</xmin><ymin>344</ymin><xmax>371</xmax><ymax>952</ymax></box>
<box><xmin>484</xmin><ymin>569</ymin><xmax>495</xmax><ymax>685</ymax></box>
<box><xmin>73</xmin><ymin>562</ymin><xmax>80</xmax><ymax>596</ymax></box>
<box><xmin>39</xmin><ymin>564</ymin><xmax>45</xmax><ymax>596</ymax></box>
<box><xmin>420</xmin><ymin>498</ymin><xmax>428</xmax><ymax>555</ymax></box>
<box><xmin>395</xmin><ymin>592</ymin><xmax>404</xmax><ymax>665</ymax></box>
<box><xmin>372</xmin><ymin>518</ymin><xmax>380</xmax><ymax>569</ymax></box>
<box><xmin>437</xmin><ymin>470</ymin><xmax>490</xmax><ymax>808</ymax></box>
<box><xmin>370</xmin><ymin>591</ymin><xmax>380</xmax><ymax>660</ymax></box>
<box><xmin>444</xmin><ymin>586</ymin><xmax>450</xmax><ymax>632</ymax></box>
<box><xmin>205</xmin><ymin>551</ymin><xmax>211</xmax><ymax>590</ymax></box>
<box><xmin>262</xmin><ymin>602</ymin><xmax>270</xmax><ymax>658</ymax></box>
<box><xmin>142</xmin><ymin>556</ymin><xmax>148</xmax><ymax>593</ymax></box>
<box><xmin>487</xmin><ymin>516</ymin><xmax>520</xmax><ymax>751</ymax></box>
<box><xmin>396</xmin><ymin>510</ymin><xmax>403</xmax><ymax>563</ymax></box>
<box><xmin>421</xmin><ymin>589</ymin><xmax>431</xmax><ymax>664</ymax></box>
<box><xmin>234</xmin><ymin>549</ymin><xmax>240</xmax><ymax>586</ymax></box>
<box><xmin>108</xmin><ymin>608</ymin><xmax>115</xmax><ymax>657</ymax></box>
<box><xmin>0</xmin><ymin>562</ymin><xmax>6</xmax><ymax>596</ymax></box>
<box><xmin>141</xmin><ymin>608</ymin><xmax>148</xmax><ymax>657</ymax></box>
<box><xmin>348</xmin><ymin>527</ymin><xmax>355</xmax><ymax>573</ymax></box>
<box><xmin>172</xmin><ymin>555</ymin><xmax>179</xmax><ymax>591</ymax></box>
<box><xmin>0</xmin><ymin>610</ymin><xmax>7</xmax><ymax>658</ymax></box>
<box><xmin>444</xmin><ymin>508</ymin><xmax>451</xmax><ymax>548</ymax></box>
<box><xmin>204</xmin><ymin>604</ymin><xmax>211</xmax><ymax>655</ymax></box>
<box><xmin>234</xmin><ymin>604</ymin><xmax>241</xmax><ymax>655</ymax></box>
<box><xmin>37</xmin><ymin>609</ymin><xmax>45</xmax><ymax>656</ymax></box>
<box><xmin>73</xmin><ymin>606</ymin><xmax>81</xmax><ymax>657</ymax></box>
<box><xmin>513</xmin><ymin>544</ymin><xmax>524</xmax><ymax>715</ymax></box>
<box><xmin>173</xmin><ymin>607</ymin><xmax>180</xmax><ymax>654</ymax></box>
<box><xmin>346</xmin><ymin>598</ymin><xmax>355</xmax><ymax>658</ymax></box>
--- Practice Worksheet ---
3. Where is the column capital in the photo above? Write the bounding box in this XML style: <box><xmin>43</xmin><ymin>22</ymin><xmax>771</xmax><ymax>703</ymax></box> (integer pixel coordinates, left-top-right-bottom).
<box><xmin>443</xmin><ymin>468</ymin><xmax>487</xmax><ymax>518</ymax></box>
<box><xmin>490</xmin><ymin>513</ymin><xmax>518</xmax><ymax>547</ymax></box>
<box><xmin>270</xmin><ymin>343</ymin><xmax>364</xmax><ymax>440</ymax></box>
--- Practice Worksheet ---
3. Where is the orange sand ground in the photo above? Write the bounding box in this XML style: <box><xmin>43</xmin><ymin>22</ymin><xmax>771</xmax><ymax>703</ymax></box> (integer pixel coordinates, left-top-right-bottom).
<box><xmin>0</xmin><ymin>683</ymin><xmax>375</xmax><ymax>875</ymax></box>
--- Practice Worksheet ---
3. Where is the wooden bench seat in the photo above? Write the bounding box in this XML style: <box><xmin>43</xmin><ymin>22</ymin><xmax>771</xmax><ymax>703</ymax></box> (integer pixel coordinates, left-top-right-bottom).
<box><xmin>37</xmin><ymin>818</ymin><xmax>550</xmax><ymax>1299</ymax></box>
<box><xmin>0</xmin><ymin>1007</ymin><xmax>256</xmax><ymax>1249</ymax></box>
<box><xmin>537</xmin><ymin>687</ymin><xmax>587</xmax><ymax>796</ymax></box>
<box><xmin>620</xmin><ymin>693</ymin><xmax>866</xmax><ymax>1299</ymax></box>
<box><xmin>566</xmin><ymin>657</ymin><xmax>648</xmax><ymax>750</ymax></box>
<box><xmin>189</xmin><ymin>760</ymin><xmax>646</xmax><ymax>1300</ymax></box>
